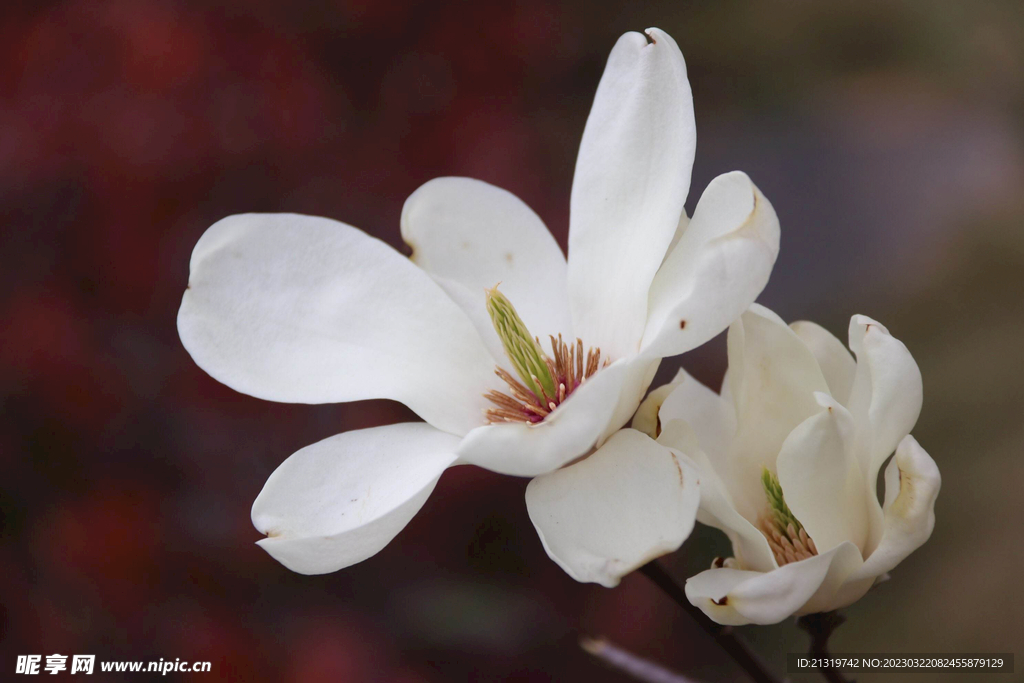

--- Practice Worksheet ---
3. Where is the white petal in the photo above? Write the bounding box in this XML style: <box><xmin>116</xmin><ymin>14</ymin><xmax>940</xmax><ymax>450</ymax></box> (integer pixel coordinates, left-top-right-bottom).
<box><xmin>658</xmin><ymin>420</ymin><xmax>777</xmax><ymax>573</ymax></box>
<box><xmin>600</xmin><ymin>355</ymin><xmax>660</xmax><ymax>442</ymax></box>
<box><xmin>178</xmin><ymin>213</ymin><xmax>497</xmax><ymax>436</ymax></box>
<box><xmin>852</xmin><ymin>435</ymin><xmax>940</xmax><ymax>580</ymax></box>
<box><xmin>797</xmin><ymin>542</ymin><xmax>870</xmax><ymax>615</ymax></box>
<box><xmin>821</xmin><ymin>574</ymin><xmax>876</xmax><ymax>614</ymax></box>
<box><xmin>567</xmin><ymin>28</ymin><xmax>695</xmax><ymax>360</ymax></box>
<box><xmin>777</xmin><ymin>395</ymin><xmax>870</xmax><ymax>555</ymax></box>
<box><xmin>525</xmin><ymin>428</ymin><xmax>700</xmax><ymax>587</ymax></box>
<box><xmin>683</xmin><ymin>567</ymin><xmax>765</xmax><ymax>626</ymax></box>
<box><xmin>663</xmin><ymin>211</ymin><xmax>690</xmax><ymax>264</ymax></box>
<box><xmin>456</xmin><ymin>360</ymin><xmax>628</xmax><ymax>477</ymax></box>
<box><xmin>722</xmin><ymin>305</ymin><xmax>830</xmax><ymax>521</ymax></box>
<box><xmin>252</xmin><ymin>423</ymin><xmax>460</xmax><ymax>574</ymax></box>
<box><xmin>641</xmin><ymin>172</ymin><xmax>781</xmax><ymax>358</ymax></box>
<box><xmin>401</xmin><ymin>177</ymin><xmax>573</xmax><ymax>363</ymax></box>
<box><xmin>657</xmin><ymin>369</ymin><xmax>737</xmax><ymax>458</ymax></box>
<box><xmin>630</xmin><ymin>369</ymin><xmax>686</xmax><ymax>438</ymax></box>
<box><xmin>727</xmin><ymin>305</ymin><xmax>829</xmax><ymax>432</ymax></box>
<box><xmin>685</xmin><ymin>542</ymin><xmax>862</xmax><ymax>625</ymax></box>
<box><xmin>790</xmin><ymin>320</ymin><xmax>856</xmax><ymax>405</ymax></box>
<box><xmin>846</xmin><ymin>315</ymin><xmax>923</xmax><ymax>481</ymax></box>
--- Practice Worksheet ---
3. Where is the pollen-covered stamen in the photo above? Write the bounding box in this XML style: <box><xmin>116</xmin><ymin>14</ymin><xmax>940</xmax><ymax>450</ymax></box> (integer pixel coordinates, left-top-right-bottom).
<box><xmin>484</xmin><ymin>332</ymin><xmax>607</xmax><ymax>425</ymax></box>
<box><xmin>485</xmin><ymin>287</ymin><xmax>557</xmax><ymax>400</ymax></box>
<box><xmin>758</xmin><ymin>467</ymin><xmax>818</xmax><ymax>566</ymax></box>
<box><xmin>483</xmin><ymin>286</ymin><xmax>610</xmax><ymax>425</ymax></box>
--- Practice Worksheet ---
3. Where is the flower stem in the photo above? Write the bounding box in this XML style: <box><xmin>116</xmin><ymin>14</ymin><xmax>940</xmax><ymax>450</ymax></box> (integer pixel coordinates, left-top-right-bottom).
<box><xmin>639</xmin><ymin>561</ymin><xmax>783</xmax><ymax>683</ymax></box>
<box><xmin>796</xmin><ymin>612</ymin><xmax>854</xmax><ymax>683</ymax></box>
<box><xmin>580</xmin><ymin>635</ymin><xmax>707</xmax><ymax>683</ymax></box>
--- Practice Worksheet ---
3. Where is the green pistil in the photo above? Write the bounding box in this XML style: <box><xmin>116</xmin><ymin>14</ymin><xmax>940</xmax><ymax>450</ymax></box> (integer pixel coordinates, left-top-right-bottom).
<box><xmin>485</xmin><ymin>286</ymin><xmax>557</xmax><ymax>401</ymax></box>
<box><xmin>761</xmin><ymin>467</ymin><xmax>804</xmax><ymax>536</ymax></box>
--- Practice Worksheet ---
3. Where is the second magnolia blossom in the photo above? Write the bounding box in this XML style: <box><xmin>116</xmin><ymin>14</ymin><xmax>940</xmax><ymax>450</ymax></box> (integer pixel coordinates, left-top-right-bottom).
<box><xmin>636</xmin><ymin>305</ymin><xmax>939</xmax><ymax>624</ymax></box>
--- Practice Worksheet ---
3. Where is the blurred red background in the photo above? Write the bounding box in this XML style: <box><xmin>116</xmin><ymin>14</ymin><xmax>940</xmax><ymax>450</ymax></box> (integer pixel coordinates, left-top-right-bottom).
<box><xmin>2</xmin><ymin>1</ymin><xmax>1022</xmax><ymax>681</ymax></box>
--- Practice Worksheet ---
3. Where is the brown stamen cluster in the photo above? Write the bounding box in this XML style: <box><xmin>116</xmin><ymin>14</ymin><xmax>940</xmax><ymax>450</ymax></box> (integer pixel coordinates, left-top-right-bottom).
<box><xmin>758</xmin><ymin>515</ymin><xmax>818</xmax><ymax>566</ymax></box>
<box><xmin>484</xmin><ymin>334</ymin><xmax>606</xmax><ymax>424</ymax></box>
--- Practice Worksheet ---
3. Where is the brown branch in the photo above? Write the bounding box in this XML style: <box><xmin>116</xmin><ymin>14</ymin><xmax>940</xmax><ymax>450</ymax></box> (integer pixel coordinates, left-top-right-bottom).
<box><xmin>639</xmin><ymin>561</ymin><xmax>783</xmax><ymax>683</ymax></box>
<box><xmin>580</xmin><ymin>636</ymin><xmax>707</xmax><ymax>683</ymax></box>
<box><xmin>796</xmin><ymin>612</ymin><xmax>855</xmax><ymax>683</ymax></box>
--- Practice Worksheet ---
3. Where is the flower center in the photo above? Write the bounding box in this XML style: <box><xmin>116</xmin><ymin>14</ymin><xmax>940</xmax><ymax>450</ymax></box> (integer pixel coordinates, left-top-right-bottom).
<box><xmin>758</xmin><ymin>467</ymin><xmax>817</xmax><ymax>566</ymax></box>
<box><xmin>483</xmin><ymin>287</ymin><xmax>606</xmax><ymax>424</ymax></box>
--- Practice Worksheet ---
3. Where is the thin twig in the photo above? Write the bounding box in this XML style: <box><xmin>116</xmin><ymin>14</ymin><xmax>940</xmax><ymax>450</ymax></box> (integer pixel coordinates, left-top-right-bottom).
<box><xmin>796</xmin><ymin>612</ymin><xmax>855</xmax><ymax>683</ymax></box>
<box><xmin>639</xmin><ymin>561</ymin><xmax>783</xmax><ymax>683</ymax></box>
<box><xmin>580</xmin><ymin>636</ymin><xmax>707</xmax><ymax>683</ymax></box>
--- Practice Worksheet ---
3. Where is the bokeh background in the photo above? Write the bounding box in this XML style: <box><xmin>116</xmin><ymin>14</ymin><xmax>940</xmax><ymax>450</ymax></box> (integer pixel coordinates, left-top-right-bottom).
<box><xmin>2</xmin><ymin>0</ymin><xmax>1022</xmax><ymax>681</ymax></box>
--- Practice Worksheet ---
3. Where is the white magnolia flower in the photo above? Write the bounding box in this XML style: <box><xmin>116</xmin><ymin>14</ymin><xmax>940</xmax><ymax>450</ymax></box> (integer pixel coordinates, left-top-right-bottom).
<box><xmin>642</xmin><ymin>304</ymin><xmax>939</xmax><ymax>624</ymax></box>
<box><xmin>177</xmin><ymin>28</ymin><xmax>779</xmax><ymax>584</ymax></box>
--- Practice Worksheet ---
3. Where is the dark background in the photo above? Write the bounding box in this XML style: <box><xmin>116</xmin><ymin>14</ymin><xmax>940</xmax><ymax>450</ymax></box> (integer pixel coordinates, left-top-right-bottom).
<box><xmin>2</xmin><ymin>1</ymin><xmax>1022</xmax><ymax>681</ymax></box>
